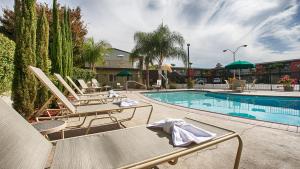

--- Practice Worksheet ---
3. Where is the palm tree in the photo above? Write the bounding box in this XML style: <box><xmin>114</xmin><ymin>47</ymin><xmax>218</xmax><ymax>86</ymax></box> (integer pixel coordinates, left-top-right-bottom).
<box><xmin>130</xmin><ymin>32</ymin><xmax>155</xmax><ymax>89</ymax></box>
<box><xmin>131</xmin><ymin>24</ymin><xmax>187</xmax><ymax>88</ymax></box>
<box><xmin>82</xmin><ymin>38</ymin><xmax>111</xmax><ymax>71</ymax></box>
<box><xmin>151</xmin><ymin>24</ymin><xmax>187</xmax><ymax>80</ymax></box>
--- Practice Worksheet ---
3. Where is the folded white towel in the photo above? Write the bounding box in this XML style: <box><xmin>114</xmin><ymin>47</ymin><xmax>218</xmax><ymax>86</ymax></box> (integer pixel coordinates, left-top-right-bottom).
<box><xmin>147</xmin><ymin>119</ymin><xmax>216</xmax><ymax>147</ymax></box>
<box><xmin>108</xmin><ymin>90</ymin><xmax>119</xmax><ymax>98</ymax></box>
<box><xmin>120</xmin><ymin>99</ymin><xmax>139</xmax><ymax>107</ymax></box>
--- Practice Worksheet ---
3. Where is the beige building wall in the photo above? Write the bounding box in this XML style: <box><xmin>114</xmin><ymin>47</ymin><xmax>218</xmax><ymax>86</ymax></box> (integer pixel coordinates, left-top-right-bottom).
<box><xmin>90</xmin><ymin>48</ymin><xmax>141</xmax><ymax>87</ymax></box>
<box><xmin>101</xmin><ymin>48</ymin><xmax>135</xmax><ymax>68</ymax></box>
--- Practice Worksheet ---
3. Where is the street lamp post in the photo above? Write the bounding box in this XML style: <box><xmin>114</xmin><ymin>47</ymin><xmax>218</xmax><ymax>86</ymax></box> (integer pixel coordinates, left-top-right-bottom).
<box><xmin>223</xmin><ymin>45</ymin><xmax>247</xmax><ymax>78</ymax></box>
<box><xmin>187</xmin><ymin>43</ymin><xmax>191</xmax><ymax>82</ymax></box>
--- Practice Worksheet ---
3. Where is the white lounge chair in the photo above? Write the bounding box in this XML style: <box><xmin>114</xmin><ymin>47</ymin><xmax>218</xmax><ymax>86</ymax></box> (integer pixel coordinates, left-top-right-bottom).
<box><xmin>66</xmin><ymin>76</ymin><xmax>87</xmax><ymax>95</ymax></box>
<box><xmin>54</xmin><ymin>73</ymin><xmax>126</xmax><ymax>104</ymax></box>
<box><xmin>248</xmin><ymin>79</ymin><xmax>257</xmax><ymax>91</ymax></box>
<box><xmin>92</xmin><ymin>78</ymin><xmax>112</xmax><ymax>91</ymax></box>
<box><xmin>29</xmin><ymin>66</ymin><xmax>153</xmax><ymax>125</ymax></box>
<box><xmin>224</xmin><ymin>80</ymin><xmax>231</xmax><ymax>90</ymax></box>
<box><xmin>78</xmin><ymin>79</ymin><xmax>101</xmax><ymax>93</ymax></box>
<box><xmin>117</xmin><ymin>82</ymin><xmax>124</xmax><ymax>90</ymax></box>
<box><xmin>152</xmin><ymin>80</ymin><xmax>162</xmax><ymax>91</ymax></box>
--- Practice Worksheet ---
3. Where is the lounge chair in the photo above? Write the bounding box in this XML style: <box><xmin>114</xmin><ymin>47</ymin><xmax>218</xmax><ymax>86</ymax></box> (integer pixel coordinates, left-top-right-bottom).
<box><xmin>231</xmin><ymin>79</ymin><xmax>246</xmax><ymax>92</ymax></box>
<box><xmin>116</xmin><ymin>82</ymin><xmax>124</xmax><ymax>90</ymax></box>
<box><xmin>152</xmin><ymin>80</ymin><xmax>162</xmax><ymax>91</ymax></box>
<box><xmin>66</xmin><ymin>76</ymin><xmax>87</xmax><ymax>95</ymax></box>
<box><xmin>92</xmin><ymin>78</ymin><xmax>111</xmax><ymax>91</ymax></box>
<box><xmin>224</xmin><ymin>80</ymin><xmax>231</xmax><ymax>90</ymax></box>
<box><xmin>0</xmin><ymin>98</ymin><xmax>243</xmax><ymax>169</ymax></box>
<box><xmin>78</xmin><ymin>79</ymin><xmax>101</xmax><ymax>92</ymax></box>
<box><xmin>54</xmin><ymin>73</ymin><xmax>126</xmax><ymax>104</ymax></box>
<box><xmin>29</xmin><ymin>66</ymin><xmax>153</xmax><ymax>125</ymax></box>
<box><xmin>248</xmin><ymin>79</ymin><xmax>257</xmax><ymax>91</ymax></box>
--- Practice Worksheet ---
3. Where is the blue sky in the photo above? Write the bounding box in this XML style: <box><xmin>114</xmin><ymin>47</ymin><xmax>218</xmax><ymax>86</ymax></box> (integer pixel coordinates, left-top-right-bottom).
<box><xmin>1</xmin><ymin>0</ymin><xmax>300</xmax><ymax>68</ymax></box>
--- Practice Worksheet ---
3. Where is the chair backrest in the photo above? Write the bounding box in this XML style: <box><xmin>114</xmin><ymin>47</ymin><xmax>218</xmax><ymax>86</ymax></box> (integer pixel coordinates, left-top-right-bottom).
<box><xmin>66</xmin><ymin>76</ymin><xmax>84</xmax><ymax>95</ymax></box>
<box><xmin>251</xmin><ymin>79</ymin><xmax>257</xmax><ymax>87</ymax></box>
<box><xmin>117</xmin><ymin>83</ymin><xmax>121</xmax><ymax>86</ymax></box>
<box><xmin>29</xmin><ymin>66</ymin><xmax>76</xmax><ymax>113</ymax></box>
<box><xmin>225</xmin><ymin>80</ymin><xmax>229</xmax><ymax>85</ymax></box>
<box><xmin>157</xmin><ymin>80</ymin><xmax>162</xmax><ymax>86</ymax></box>
<box><xmin>0</xmin><ymin>99</ymin><xmax>52</xmax><ymax>169</ymax></box>
<box><xmin>54</xmin><ymin>73</ymin><xmax>80</xmax><ymax>100</ymax></box>
<box><xmin>78</xmin><ymin>79</ymin><xmax>89</xmax><ymax>89</ymax></box>
<box><xmin>92</xmin><ymin>78</ymin><xmax>100</xmax><ymax>87</ymax></box>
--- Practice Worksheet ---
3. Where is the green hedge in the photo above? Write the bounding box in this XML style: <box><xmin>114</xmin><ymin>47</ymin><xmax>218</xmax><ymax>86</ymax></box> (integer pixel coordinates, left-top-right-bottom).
<box><xmin>72</xmin><ymin>67</ymin><xmax>95</xmax><ymax>81</ymax></box>
<box><xmin>0</xmin><ymin>34</ymin><xmax>15</xmax><ymax>95</ymax></box>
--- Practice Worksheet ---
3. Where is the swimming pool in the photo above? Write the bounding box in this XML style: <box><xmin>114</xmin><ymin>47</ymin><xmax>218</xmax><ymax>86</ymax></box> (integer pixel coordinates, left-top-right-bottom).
<box><xmin>144</xmin><ymin>91</ymin><xmax>300</xmax><ymax>126</ymax></box>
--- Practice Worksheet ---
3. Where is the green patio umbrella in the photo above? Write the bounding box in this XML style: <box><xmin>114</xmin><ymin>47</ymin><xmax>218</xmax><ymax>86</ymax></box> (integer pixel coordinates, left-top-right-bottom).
<box><xmin>225</xmin><ymin>60</ymin><xmax>255</xmax><ymax>69</ymax></box>
<box><xmin>116</xmin><ymin>70</ymin><xmax>132</xmax><ymax>77</ymax></box>
<box><xmin>225</xmin><ymin>60</ymin><xmax>255</xmax><ymax>79</ymax></box>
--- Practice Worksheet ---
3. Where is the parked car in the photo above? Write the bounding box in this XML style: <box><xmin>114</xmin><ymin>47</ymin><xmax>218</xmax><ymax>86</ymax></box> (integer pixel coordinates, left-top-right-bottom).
<box><xmin>195</xmin><ymin>78</ymin><xmax>207</xmax><ymax>84</ymax></box>
<box><xmin>213</xmin><ymin>78</ymin><xmax>221</xmax><ymax>84</ymax></box>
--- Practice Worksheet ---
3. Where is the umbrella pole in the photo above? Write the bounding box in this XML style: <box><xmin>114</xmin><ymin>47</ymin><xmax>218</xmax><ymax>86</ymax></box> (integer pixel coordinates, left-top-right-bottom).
<box><xmin>239</xmin><ymin>69</ymin><xmax>241</xmax><ymax>80</ymax></box>
<box><xmin>234</xmin><ymin>70</ymin><xmax>236</xmax><ymax>79</ymax></box>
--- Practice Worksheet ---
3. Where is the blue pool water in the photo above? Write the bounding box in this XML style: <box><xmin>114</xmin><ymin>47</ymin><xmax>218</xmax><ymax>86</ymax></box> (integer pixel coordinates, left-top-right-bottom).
<box><xmin>144</xmin><ymin>91</ymin><xmax>300</xmax><ymax>126</ymax></box>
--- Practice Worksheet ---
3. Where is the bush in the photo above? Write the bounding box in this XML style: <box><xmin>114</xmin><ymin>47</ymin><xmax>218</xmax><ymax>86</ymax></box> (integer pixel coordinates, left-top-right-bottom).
<box><xmin>187</xmin><ymin>79</ymin><xmax>194</xmax><ymax>89</ymax></box>
<box><xmin>72</xmin><ymin>67</ymin><xmax>96</xmax><ymax>81</ymax></box>
<box><xmin>0</xmin><ymin>34</ymin><xmax>15</xmax><ymax>95</ymax></box>
<box><xmin>169</xmin><ymin>83</ymin><xmax>177</xmax><ymax>89</ymax></box>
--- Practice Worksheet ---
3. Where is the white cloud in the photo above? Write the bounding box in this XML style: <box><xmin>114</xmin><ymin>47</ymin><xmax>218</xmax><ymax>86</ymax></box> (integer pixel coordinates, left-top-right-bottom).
<box><xmin>1</xmin><ymin>0</ymin><xmax>299</xmax><ymax>68</ymax></box>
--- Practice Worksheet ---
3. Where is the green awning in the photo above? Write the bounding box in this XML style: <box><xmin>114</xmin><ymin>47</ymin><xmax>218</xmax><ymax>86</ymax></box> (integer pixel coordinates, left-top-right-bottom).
<box><xmin>225</xmin><ymin>60</ymin><xmax>255</xmax><ymax>69</ymax></box>
<box><xmin>116</xmin><ymin>70</ymin><xmax>132</xmax><ymax>77</ymax></box>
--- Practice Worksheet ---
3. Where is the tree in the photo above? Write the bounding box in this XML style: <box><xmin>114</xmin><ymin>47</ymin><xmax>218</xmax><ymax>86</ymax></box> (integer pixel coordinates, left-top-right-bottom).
<box><xmin>130</xmin><ymin>32</ymin><xmax>155</xmax><ymax>88</ymax></box>
<box><xmin>50</xmin><ymin>0</ymin><xmax>63</xmax><ymax>74</ymax></box>
<box><xmin>12</xmin><ymin>0</ymin><xmax>37</xmax><ymax>119</ymax></box>
<box><xmin>0</xmin><ymin>9</ymin><xmax>15</xmax><ymax>40</ymax></box>
<box><xmin>82</xmin><ymin>38</ymin><xmax>112</xmax><ymax>72</ymax></box>
<box><xmin>66</xmin><ymin>9</ymin><xmax>73</xmax><ymax>76</ymax></box>
<box><xmin>60</xmin><ymin>8</ymin><xmax>73</xmax><ymax>77</ymax></box>
<box><xmin>215</xmin><ymin>63</ymin><xmax>223</xmax><ymax>69</ymax></box>
<box><xmin>61</xmin><ymin>8</ymin><xmax>67</xmax><ymax>76</ymax></box>
<box><xmin>35</xmin><ymin>7</ymin><xmax>50</xmax><ymax>108</ymax></box>
<box><xmin>0</xmin><ymin>4</ymin><xmax>87</xmax><ymax>66</ymax></box>
<box><xmin>151</xmin><ymin>24</ymin><xmax>187</xmax><ymax>80</ymax></box>
<box><xmin>69</xmin><ymin>7</ymin><xmax>86</xmax><ymax>67</ymax></box>
<box><xmin>0</xmin><ymin>33</ymin><xmax>15</xmax><ymax>95</ymax></box>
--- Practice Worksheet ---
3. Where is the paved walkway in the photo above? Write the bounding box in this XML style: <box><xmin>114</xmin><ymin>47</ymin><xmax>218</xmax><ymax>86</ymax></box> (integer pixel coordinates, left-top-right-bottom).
<box><xmin>120</xmin><ymin>90</ymin><xmax>300</xmax><ymax>169</ymax></box>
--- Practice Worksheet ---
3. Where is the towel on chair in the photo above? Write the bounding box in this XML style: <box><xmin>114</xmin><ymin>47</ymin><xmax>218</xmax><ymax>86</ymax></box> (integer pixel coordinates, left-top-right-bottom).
<box><xmin>108</xmin><ymin>90</ymin><xmax>119</xmax><ymax>98</ymax></box>
<box><xmin>147</xmin><ymin>119</ymin><xmax>216</xmax><ymax>146</ymax></box>
<box><xmin>119</xmin><ymin>98</ymin><xmax>139</xmax><ymax>107</ymax></box>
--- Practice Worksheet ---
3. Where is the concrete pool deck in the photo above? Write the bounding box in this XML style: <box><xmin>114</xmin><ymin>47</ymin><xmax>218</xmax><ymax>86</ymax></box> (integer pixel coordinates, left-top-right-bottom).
<box><xmin>122</xmin><ymin>90</ymin><xmax>300</xmax><ymax>169</ymax></box>
<box><xmin>2</xmin><ymin>90</ymin><xmax>300</xmax><ymax>168</ymax></box>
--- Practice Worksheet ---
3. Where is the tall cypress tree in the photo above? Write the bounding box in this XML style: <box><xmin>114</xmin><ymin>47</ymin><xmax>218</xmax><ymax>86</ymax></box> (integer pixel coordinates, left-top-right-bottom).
<box><xmin>35</xmin><ymin>7</ymin><xmax>50</xmax><ymax>108</ymax></box>
<box><xmin>50</xmin><ymin>0</ymin><xmax>62</xmax><ymax>74</ymax></box>
<box><xmin>67</xmin><ymin>9</ymin><xmax>73</xmax><ymax>76</ymax></box>
<box><xmin>12</xmin><ymin>0</ymin><xmax>37</xmax><ymax>119</ymax></box>
<box><xmin>61</xmin><ymin>8</ymin><xmax>67</xmax><ymax>76</ymax></box>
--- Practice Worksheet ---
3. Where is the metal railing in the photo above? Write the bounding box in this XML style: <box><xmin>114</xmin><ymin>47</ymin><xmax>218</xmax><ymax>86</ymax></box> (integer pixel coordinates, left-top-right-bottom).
<box><xmin>202</xmin><ymin>84</ymin><xmax>300</xmax><ymax>91</ymax></box>
<box><xmin>174</xmin><ymin>83</ymin><xmax>300</xmax><ymax>91</ymax></box>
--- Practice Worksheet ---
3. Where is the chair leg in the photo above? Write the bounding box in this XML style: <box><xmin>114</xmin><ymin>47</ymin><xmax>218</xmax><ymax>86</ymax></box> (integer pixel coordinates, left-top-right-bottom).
<box><xmin>234</xmin><ymin>135</ymin><xmax>243</xmax><ymax>169</ymax></box>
